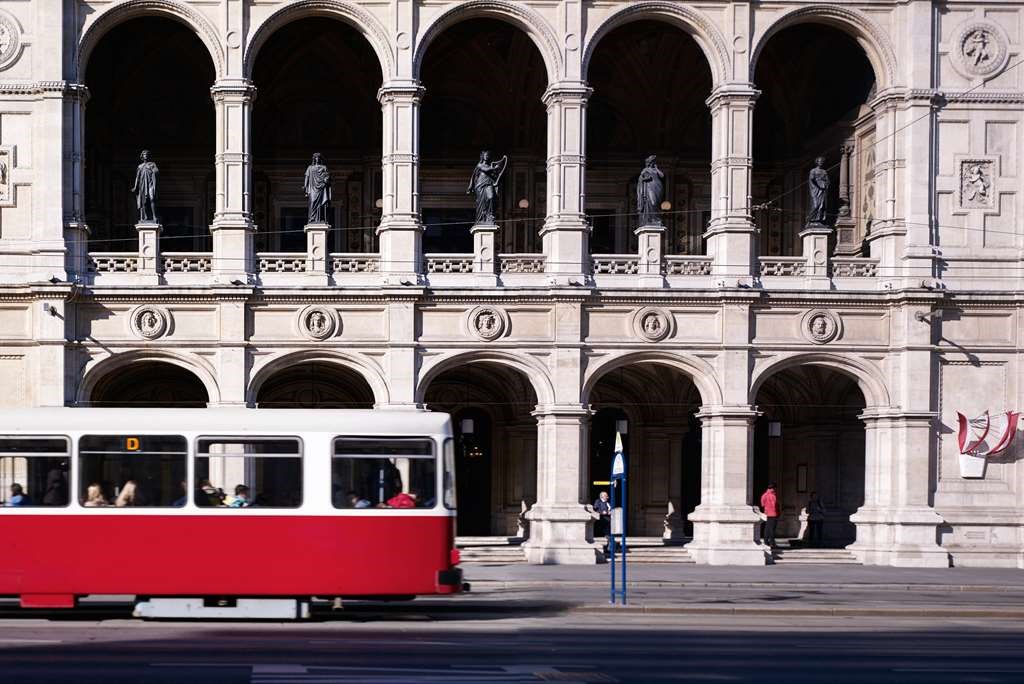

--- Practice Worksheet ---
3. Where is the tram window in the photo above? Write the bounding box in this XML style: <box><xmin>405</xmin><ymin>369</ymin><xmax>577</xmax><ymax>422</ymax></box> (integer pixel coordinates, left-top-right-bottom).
<box><xmin>78</xmin><ymin>435</ymin><xmax>187</xmax><ymax>508</ymax></box>
<box><xmin>195</xmin><ymin>438</ymin><xmax>302</xmax><ymax>508</ymax></box>
<box><xmin>0</xmin><ymin>437</ymin><xmax>70</xmax><ymax>507</ymax></box>
<box><xmin>443</xmin><ymin>438</ymin><xmax>456</xmax><ymax>510</ymax></box>
<box><xmin>332</xmin><ymin>438</ymin><xmax>436</xmax><ymax>509</ymax></box>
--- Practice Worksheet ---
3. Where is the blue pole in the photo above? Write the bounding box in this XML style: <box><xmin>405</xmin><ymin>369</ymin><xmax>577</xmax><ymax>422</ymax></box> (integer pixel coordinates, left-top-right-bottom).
<box><xmin>609</xmin><ymin>480</ymin><xmax>616</xmax><ymax>604</ymax></box>
<box><xmin>621</xmin><ymin>475</ymin><xmax>627</xmax><ymax>605</ymax></box>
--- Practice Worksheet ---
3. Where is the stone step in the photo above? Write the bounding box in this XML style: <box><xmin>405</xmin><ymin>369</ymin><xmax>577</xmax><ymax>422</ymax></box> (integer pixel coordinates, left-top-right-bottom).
<box><xmin>772</xmin><ymin>547</ymin><xmax>860</xmax><ymax>565</ymax></box>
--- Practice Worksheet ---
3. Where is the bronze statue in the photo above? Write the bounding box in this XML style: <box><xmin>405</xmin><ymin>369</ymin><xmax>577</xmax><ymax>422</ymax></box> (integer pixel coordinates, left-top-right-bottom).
<box><xmin>636</xmin><ymin>155</ymin><xmax>665</xmax><ymax>226</ymax></box>
<box><xmin>131</xmin><ymin>150</ymin><xmax>159</xmax><ymax>223</ymax></box>
<box><xmin>807</xmin><ymin>156</ymin><xmax>830</xmax><ymax>225</ymax></box>
<box><xmin>467</xmin><ymin>151</ymin><xmax>508</xmax><ymax>225</ymax></box>
<box><xmin>304</xmin><ymin>152</ymin><xmax>332</xmax><ymax>224</ymax></box>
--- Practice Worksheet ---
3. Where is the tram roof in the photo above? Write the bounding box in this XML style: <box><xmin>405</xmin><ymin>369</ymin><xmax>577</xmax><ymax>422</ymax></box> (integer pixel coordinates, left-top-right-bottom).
<box><xmin>0</xmin><ymin>408</ymin><xmax>452</xmax><ymax>436</ymax></box>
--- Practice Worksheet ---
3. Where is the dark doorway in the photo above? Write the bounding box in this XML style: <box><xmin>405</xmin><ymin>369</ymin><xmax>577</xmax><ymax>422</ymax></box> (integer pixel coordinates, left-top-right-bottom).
<box><xmin>453</xmin><ymin>408</ymin><xmax>493</xmax><ymax>535</ymax></box>
<box><xmin>88</xmin><ymin>361</ymin><xmax>209</xmax><ymax>407</ymax></box>
<box><xmin>256</xmin><ymin>362</ymin><xmax>375</xmax><ymax>408</ymax></box>
<box><xmin>589</xmin><ymin>407</ymin><xmax>627</xmax><ymax>506</ymax></box>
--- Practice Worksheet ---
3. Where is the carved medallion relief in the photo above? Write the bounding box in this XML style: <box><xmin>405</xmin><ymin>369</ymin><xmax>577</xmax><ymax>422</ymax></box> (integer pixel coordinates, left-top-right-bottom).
<box><xmin>632</xmin><ymin>307</ymin><xmax>673</xmax><ymax>343</ymax></box>
<box><xmin>951</xmin><ymin>20</ymin><xmax>1010</xmax><ymax>80</ymax></box>
<box><xmin>298</xmin><ymin>305</ymin><xmax>339</xmax><ymax>341</ymax></box>
<box><xmin>468</xmin><ymin>306</ymin><xmax>508</xmax><ymax>341</ymax></box>
<box><xmin>129</xmin><ymin>305</ymin><xmax>171</xmax><ymax>340</ymax></box>
<box><xmin>801</xmin><ymin>309</ymin><xmax>841</xmax><ymax>345</ymax></box>
<box><xmin>959</xmin><ymin>159</ymin><xmax>995</xmax><ymax>209</ymax></box>
<box><xmin>0</xmin><ymin>10</ymin><xmax>22</xmax><ymax>71</ymax></box>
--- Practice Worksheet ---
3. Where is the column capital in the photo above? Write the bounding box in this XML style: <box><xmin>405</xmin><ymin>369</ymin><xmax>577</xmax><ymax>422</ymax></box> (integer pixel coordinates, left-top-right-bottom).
<box><xmin>378</xmin><ymin>80</ymin><xmax>425</xmax><ymax>104</ymax></box>
<box><xmin>210</xmin><ymin>79</ymin><xmax>257</xmax><ymax>102</ymax></box>
<box><xmin>532</xmin><ymin>404</ymin><xmax>592</xmax><ymax>419</ymax></box>
<box><xmin>696</xmin><ymin>405</ymin><xmax>760</xmax><ymax>422</ymax></box>
<box><xmin>62</xmin><ymin>82</ymin><xmax>90</xmax><ymax>104</ymax></box>
<box><xmin>705</xmin><ymin>83</ymin><xmax>760</xmax><ymax>110</ymax></box>
<box><xmin>542</xmin><ymin>82</ymin><xmax>592</xmax><ymax>107</ymax></box>
<box><xmin>858</xmin><ymin>408</ymin><xmax>937</xmax><ymax>424</ymax></box>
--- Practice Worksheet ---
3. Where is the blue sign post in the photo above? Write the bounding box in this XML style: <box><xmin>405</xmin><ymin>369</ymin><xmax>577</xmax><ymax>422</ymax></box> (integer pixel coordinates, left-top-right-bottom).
<box><xmin>609</xmin><ymin>432</ymin><xmax>627</xmax><ymax>605</ymax></box>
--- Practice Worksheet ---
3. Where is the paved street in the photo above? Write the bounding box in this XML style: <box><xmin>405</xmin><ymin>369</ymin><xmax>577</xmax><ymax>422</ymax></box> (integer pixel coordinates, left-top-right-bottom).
<box><xmin>2</xmin><ymin>565</ymin><xmax>1024</xmax><ymax>683</ymax></box>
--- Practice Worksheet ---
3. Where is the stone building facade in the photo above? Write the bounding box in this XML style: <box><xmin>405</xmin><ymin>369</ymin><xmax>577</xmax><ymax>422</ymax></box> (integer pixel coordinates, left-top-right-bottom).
<box><xmin>0</xmin><ymin>0</ymin><xmax>1023</xmax><ymax>566</ymax></box>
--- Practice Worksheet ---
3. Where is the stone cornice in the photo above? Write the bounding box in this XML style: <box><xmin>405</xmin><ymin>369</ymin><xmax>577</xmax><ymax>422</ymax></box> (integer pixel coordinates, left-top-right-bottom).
<box><xmin>0</xmin><ymin>81</ymin><xmax>89</xmax><ymax>99</ymax></box>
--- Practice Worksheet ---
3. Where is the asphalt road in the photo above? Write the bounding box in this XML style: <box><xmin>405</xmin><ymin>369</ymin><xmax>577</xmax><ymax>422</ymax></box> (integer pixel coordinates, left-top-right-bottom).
<box><xmin>2</xmin><ymin>598</ymin><xmax>1024</xmax><ymax>683</ymax></box>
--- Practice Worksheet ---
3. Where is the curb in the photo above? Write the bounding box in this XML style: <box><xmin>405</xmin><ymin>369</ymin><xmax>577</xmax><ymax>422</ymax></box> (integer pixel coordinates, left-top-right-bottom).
<box><xmin>571</xmin><ymin>604</ymin><xmax>1024</xmax><ymax>618</ymax></box>
<box><xmin>467</xmin><ymin>580</ymin><xmax>1024</xmax><ymax>593</ymax></box>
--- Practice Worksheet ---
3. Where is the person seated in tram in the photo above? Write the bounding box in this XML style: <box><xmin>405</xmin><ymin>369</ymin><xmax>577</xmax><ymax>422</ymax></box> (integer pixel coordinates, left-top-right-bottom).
<box><xmin>5</xmin><ymin>483</ymin><xmax>31</xmax><ymax>506</ymax></box>
<box><xmin>382</xmin><ymin>489</ymin><xmax>419</xmax><ymax>509</ymax></box>
<box><xmin>227</xmin><ymin>484</ymin><xmax>252</xmax><ymax>508</ymax></box>
<box><xmin>196</xmin><ymin>479</ymin><xmax>225</xmax><ymax>507</ymax></box>
<box><xmin>346</xmin><ymin>491</ymin><xmax>372</xmax><ymax>509</ymax></box>
<box><xmin>42</xmin><ymin>467</ymin><xmax>68</xmax><ymax>506</ymax></box>
<box><xmin>82</xmin><ymin>482</ymin><xmax>110</xmax><ymax>507</ymax></box>
<box><xmin>171</xmin><ymin>480</ymin><xmax>187</xmax><ymax>508</ymax></box>
<box><xmin>115</xmin><ymin>480</ymin><xmax>141</xmax><ymax>507</ymax></box>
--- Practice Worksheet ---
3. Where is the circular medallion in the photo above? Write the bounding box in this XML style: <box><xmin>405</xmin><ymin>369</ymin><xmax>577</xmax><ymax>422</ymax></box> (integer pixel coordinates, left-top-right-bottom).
<box><xmin>297</xmin><ymin>305</ymin><xmax>338</xmax><ymax>341</ymax></box>
<box><xmin>468</xmin><ymin>306</ymin><xmax>508</xmax><ymax>342</ymax></box>
<box><xmin>952</xmin><ymin>20</ymin><xmax>1010</xmax><ymax>79</ymax></box>
<box><xmin>129</xmin><ymin>305</ymin><xmax>170</xmax><ymax>340</ymax></box>
<box><xmin>0</xmin><ymin>11</ymin><xmax>22</xmax><ymax>71</ymax></box>
<box><xmin>801</xmin><ymin>309</ymin><xmax>841</xmax><ymax>345</ymax></box>
<box><xmin>632</xmin><ymin>307</ymin><xmax>673</xmax><ymax>343</ymax></box>
<box><xmin>396</xmin><ymin>32</ymin><xmax>411</xmax><ymax>50</ymax></box>
<box><xmin>565</xmin><ymin>33</ymin><xmax>579</xmax><ymax>51</ymax></box>
<box><xmin>225</xmin><ymin>31</ymin><xmax>241</xmax><ymax>49</ymax></box>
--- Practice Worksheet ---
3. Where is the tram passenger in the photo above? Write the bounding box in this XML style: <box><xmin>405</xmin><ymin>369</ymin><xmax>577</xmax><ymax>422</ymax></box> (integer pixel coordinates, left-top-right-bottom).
<box><xmin>383</xmin><ymin>490</ymin><xmax>419</xmax><ymax>509</ymax></box>
<box><xmin>42</xmin><ymin>467</ymin><xmax>68</xmax><ymax>506</ymax></box>
<box><xmin>82</xmin><ymin>483</ymin><xmax>110</xmax><ymax>507</ymax></box>
<box><xmin>114</xmin><ymin>480</ymin><xmax>140</xmax><ymax>507</ymax></box>
<box><xmin>227</xmin><ymin>484</ymin><xmax>252</xmax><ymax>508</ymax></box>
<box><xmin>345</xmin><ymin>491</ymin><xmax>371</xmax><ymax>508</ymax></box>
<box><xmin>171</xmin><ymin>480</ymin><xmax>187</xmax><ymax>508</ymax></box>
<box><xmin>196</xmin><ymin>480</ymin><xmax>225</xmax><ymax>507</ymax></box>
<box><xmin>5</xmin><ymin>483</ymin><xmax>31</xmax><ymax>506</ymax></box>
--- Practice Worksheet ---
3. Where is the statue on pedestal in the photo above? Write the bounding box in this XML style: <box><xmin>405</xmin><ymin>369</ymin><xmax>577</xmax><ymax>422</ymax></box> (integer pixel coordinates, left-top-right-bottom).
<box><xmin>131</xmin><ymin>150</ymin><xmax>159</xmax><ymax>223</ymax></box>
<box><xmin>636</xmin><ymin>155</ymin><xmax>664</xmax><ymax>226</ymax></box>
<box><xmin>467</xmin><ymin>150</ymin><xmax>508</xmax><ymax>225</ymax></box>
<box><xmin>807</xmin><ymin>156</ymin><xmax>830</xmax><ymax>225</ymax></box>
<box><xmin>304</xmin><ymin>152</ymin><xmax>332</xmax><ymax>224</ymax></box>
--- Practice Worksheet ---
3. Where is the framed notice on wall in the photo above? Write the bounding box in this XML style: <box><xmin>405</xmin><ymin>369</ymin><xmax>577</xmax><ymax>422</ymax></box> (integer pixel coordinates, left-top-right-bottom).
<box><xmin>796</xmin><ymin>464</ymin><xmax>808</xmax><ymax>493</ymax></box>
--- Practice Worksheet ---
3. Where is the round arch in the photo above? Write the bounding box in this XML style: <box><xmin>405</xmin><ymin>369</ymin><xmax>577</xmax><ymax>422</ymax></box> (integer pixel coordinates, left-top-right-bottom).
<box><xmin>78</xmin><ymin>349</ymin><xmax>221</xmax><ymax>406</ymax></box>
<box><xmin>749</xmin><ymin>352</ymin><xmax>891</xmax><ymax>409</ymax></box>
<box><xmin>413</xmin><ymin>0</ymin><xmax>562</xmax><ymax>84</ymax></box>
<box><xmin>749</xmin><ymin>5</ymin><xmax>898</xmax><ymax>90</ymax></box>
<box><xmin>415</xmin><ymin>350</ymin><xmax>556</xmax><ymax>407</ymax></box>
<box><xmin>244</xmin><ymin>0</ymin><xmax>393</xmax><ymax>80</ymax></box>
<box><xmin>582</xmin><ymin>1</ymin><xmax>731</xmax><ymax>86</ymax></box>
<box><xmin>581</xmin><ymin>351</ymin><xmax>724</xmax><ymax>407</ymax></box>
<box><xmin>77</xmin><ymin>0</ymin><xmax>224</xmax><ymax>82</ymax></box>
<box><xmin>247</xmin><ymin>350</ymin><xmax>390</xmax><ymax>407</ymax></box>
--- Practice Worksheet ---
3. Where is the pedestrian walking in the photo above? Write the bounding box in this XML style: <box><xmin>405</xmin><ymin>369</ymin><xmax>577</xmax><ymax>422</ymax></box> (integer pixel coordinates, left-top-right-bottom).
<box><xmin>760</xmin><ymin>483</ymin><xmax>779</xmax><ymax>548</ymax></box>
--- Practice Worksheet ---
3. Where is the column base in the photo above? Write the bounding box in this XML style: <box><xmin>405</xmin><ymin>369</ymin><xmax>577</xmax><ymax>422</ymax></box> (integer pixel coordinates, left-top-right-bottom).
<box><xmin>522</xmin><ymin>504</ymin><xmax>600</xmax><ymax>564</ymax></box>
<box><xmin>848</xmin><ymin>506</ymin><xmax>950</xmax><ymax>568</ymax></box>
<box><xmin>687</xmin><ymin>504</ymin><xmax>768</xmax><ymax>566</ymax></box>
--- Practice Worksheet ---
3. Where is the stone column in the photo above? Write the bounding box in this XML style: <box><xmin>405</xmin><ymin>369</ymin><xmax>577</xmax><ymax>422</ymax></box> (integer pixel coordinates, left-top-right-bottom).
<box><xmin>471</xmin><ymin>223</ymin><xmax>499</xmax><ymax>285</ymax></box>
<box><xmin>210</xmin><ymin>81</ymin><xmax>256</xmax><ymax>284</ymax></box>
<box><xmin>705</xmin><ymin>85</ymin><xmax>759</xmax><ymax>283</ymax></box>
<box><xmin>849</xmin><ymin>410</ymin><xmax>949</xmax><ymax>567</ymax></box>
<box><xmin>800</xmin><ymin>224</ymin><xmax>832</xmax><ymax>285</ymax></box>
<box><xmin>305</xmin><ymin>223</ymin><xmax>329</xmax><ymax>284</ymax></box>
<box><xmin>136</xmin><ymin>223</ymin><xmax>162</xmax><ymax>285</ymax></box>
<box><xmin>523</xmin><ymin>405</ymin><xmax>599</xmax><ymax>564</ymax></box>
<box><xmin>540</xmin><ymin>83</ymin><xmax>592</xmax><ymax>285</ymax></box>
<box><xmin>834</xmin><ymin>143</ymin><xmax>858</xmax><ymax>255</ymax></box>
<box><xmin>378</xmin><ymin>82</ymin><xmax>425</xmax><ymax>285</ymax></box>
<box><xmin>635</xmin><ymin>224</ymin><xmax>666</xmax><ymax>288</ymax></box>
<box><xmin>863</xmin><ymin>93</ymin><xmax>909</xmax><ymax>285</ymax></box>
<box><xmin>63</xmin><ymin>83</ymin><xmax>90</xmax><ymax>280</ymax></box>
<box><xmin>687</xmin><ymin>406</ymin><xmax>767</xmax><ymax>565</ymax></box>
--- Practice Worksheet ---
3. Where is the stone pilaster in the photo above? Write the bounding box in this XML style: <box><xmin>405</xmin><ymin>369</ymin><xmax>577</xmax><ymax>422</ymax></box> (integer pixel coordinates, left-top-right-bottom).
<box><xmin>540</xmin><ymin>83</ymin><xmax>592</xmax><ymax>285</ymax></box>
<box><xmin>705</xmin><ymin>84</ymin><xmax>759</xmax><ymax>284</ymax></box>
<box><xmin>523</xmin><ymin>405</ymin><xmax>599</xmax><ymax>564</ymax></box>
<box><xmin>210</xmin><ymin>80</ymin><xmax>256</xmax><ymax>284</ymax></box>
<box><xmin>863</xmin><ymin>91</ymin><xmax>908</xmax><ymax>287</ymax></box>
<box><xmin>63</xmin><ymin>83</ymin><xmax>90</xmax><ymax>280</ymax></box>
<box><xmin>378</xmin><ymin>82</ymin><xmax>425</xmax><ymax>285</ymax></box>
<box><xmin>849</xmin><ymin>410</ymin><xmax>949</xmax><ymax>567</ymax></box>
<box><xmin>687</xmin><ymin>406</ymin><xmax>767</xmax><ymax>565</ymax></box>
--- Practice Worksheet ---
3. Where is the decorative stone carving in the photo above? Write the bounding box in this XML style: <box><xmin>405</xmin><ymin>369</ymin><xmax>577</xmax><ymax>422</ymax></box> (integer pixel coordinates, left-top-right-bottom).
<box><xmin>468</xmin><ymin>306</ymin><xmax>508</xmax><ymax>342</ymax></box>
<box><xmin>468</xmin><ymin>151</ymin><xmax>508</xmax><ymax>225</ymax></box>
<box><xmin>0</xmin><ymin>10</ymin><xmax>23</xmax><ymax>71</ymax></box>
<box><xmin>129</xmin><ymin>305</ymin><xmax>170</xmax><ymax>340</ymax></box>
<box><xmin>801</xmin><ymin>309</ymin><xmax>841</xmax><ymax>345</ymax></box>
<box><xmin>297</xmin><ymin>305</ymin><xmax>338</xmax><ymax>341</ymax></box>
<box><xmin>959</xmin><ymin>159</ymin><xmax>995</xmax><ymax>209</ymax></box>
<box><xmin>632</xmin><ymin>307</ymin><xmax>673</xmax><ymax>343</ymax></box>
<box><xmin>0</xmin><ymin>145</ymin><xmax>12</xmax><ymax>206</ymax></box>
<box><xmin>952</xmin><ymin>20</ymin><xmax>1010</xmax><ymax>80</ymax></box>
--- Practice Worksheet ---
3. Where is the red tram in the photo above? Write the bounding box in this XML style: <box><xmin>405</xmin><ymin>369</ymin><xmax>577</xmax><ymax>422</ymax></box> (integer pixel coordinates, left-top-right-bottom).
<box><xmin>0</xmin><ymin>408</ymin><xmax>461</xmax><ymax>618</ymax></box>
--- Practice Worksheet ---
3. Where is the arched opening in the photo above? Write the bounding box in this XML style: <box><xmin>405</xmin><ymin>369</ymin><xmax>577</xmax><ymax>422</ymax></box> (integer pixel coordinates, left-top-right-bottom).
<box><xmin>753</xmin><ymin>24</ymin><xmax>877</xmax><ymax>257</ymax></box>
<box><xmin>752</xmin><ymin>365</ymin><xmax>866</xmax><ymax>548</ymax></box>
<box><xmin>84</xmin><ymin>18</ymin><xmax>216</xmax><ymax>252</ymax></box>
<box><xmin>588</xmin><ymin>363</ymin><xmax>703</xmax><ymax>537</ymax></box>
<box><xmin>419</xmin><ymin>19</ymin><xmax>547</xmax><ymax>254</ymax></box>
<box><xmin>251</xmin><ymin>17</ymin><xmax>384</xmax><ymax>254</ymax></box>
<box><xmin>88</xmin><ymin>361</ymin><xmax>210</xmax><ymax>407</ymax></box>
<box><xmin>586</xmin><ymin>21</ymin><xmax>713</xmax><ymax>255</ymax></box>
<box><xmin>423</xmin><ymin>361</ymin><xmax>539</xmax><ymax>536</ymax></box>
<box><xmin>255</xmin><ymin>362</ymin><xmax>376</xmax><ymax>408</ymax></box>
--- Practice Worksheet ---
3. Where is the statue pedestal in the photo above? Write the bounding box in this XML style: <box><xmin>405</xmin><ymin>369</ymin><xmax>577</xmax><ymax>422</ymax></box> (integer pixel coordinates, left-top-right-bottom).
<box><xmin>136</xmin><ymin>222</ymin><xmax>163</xmax><ymax>284</ymax></box>
<box><xmin>471</xmin><ymin>223</ymin><xmax>499</xmax><ymax>285</ymax></box>
<box><xmin>305</xmin><ymin>222</ymin><xmax>330</xmax><ymax>284</ymax></box>
<box><xmin>799</xmin><ymin>223</ymin><xmax>832</xmax><ymax>286</ymax></box>
<box><xmin>634</xmin><ymin>224</ymin><xmax>666</xmax><ymax>287</ymax></box>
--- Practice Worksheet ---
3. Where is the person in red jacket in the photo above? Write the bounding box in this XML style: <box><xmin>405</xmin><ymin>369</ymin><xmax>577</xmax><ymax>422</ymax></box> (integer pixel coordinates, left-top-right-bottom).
<box><xmin>760</xmin><ymin>483</ymin><xmax>779</xmax><ymax>548</ymax></box>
